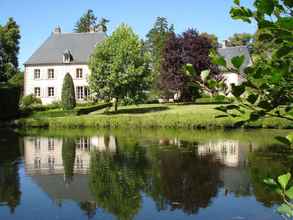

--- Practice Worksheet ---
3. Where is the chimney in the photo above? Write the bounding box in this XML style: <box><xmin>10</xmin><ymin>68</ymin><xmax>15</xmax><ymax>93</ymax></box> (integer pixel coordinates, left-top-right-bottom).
<box><xmin>53</xmin><ymin>26</ymin><xmax>61</xmax><ymax>34</ymax></box>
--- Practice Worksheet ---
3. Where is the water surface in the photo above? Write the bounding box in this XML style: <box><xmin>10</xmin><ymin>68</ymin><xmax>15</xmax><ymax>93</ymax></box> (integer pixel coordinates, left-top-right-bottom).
<box><xmin>0</xmin><ymin>128</ymin><xmax>292</xmax><ymax>220</ymax></box>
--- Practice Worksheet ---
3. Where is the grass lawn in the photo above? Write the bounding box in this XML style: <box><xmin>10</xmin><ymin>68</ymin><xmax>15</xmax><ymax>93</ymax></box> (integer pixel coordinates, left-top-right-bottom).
<box><xmin>16</xmin><ymin>103</ymin><xmax>293</xmax><ymax>129</ymax></box>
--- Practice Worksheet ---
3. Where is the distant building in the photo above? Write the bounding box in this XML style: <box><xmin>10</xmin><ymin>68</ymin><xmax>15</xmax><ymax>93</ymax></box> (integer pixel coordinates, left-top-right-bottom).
<box><xmin>217</xmin><ymin>44</ymin><xmax>252</xmax><ymax>93</ymax></box>
<box><xmin>24</xmin><ymin>27</ymin><xmax>106</xmax><ymax>104</ymax></box>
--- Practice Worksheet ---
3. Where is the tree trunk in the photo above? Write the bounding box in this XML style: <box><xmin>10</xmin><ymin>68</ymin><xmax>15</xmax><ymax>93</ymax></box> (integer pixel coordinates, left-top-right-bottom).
<box><xmin>114</xmin><ymin>98</ymin><xmax>118</xmax><ymax>112</ymax></box>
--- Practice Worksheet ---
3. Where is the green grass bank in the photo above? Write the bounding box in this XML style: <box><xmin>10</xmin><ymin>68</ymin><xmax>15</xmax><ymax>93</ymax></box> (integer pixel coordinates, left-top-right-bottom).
<box><xmin>15</xmin><ymin>104</ymin><xmax>293</xmax><ymax>129</ymax></box>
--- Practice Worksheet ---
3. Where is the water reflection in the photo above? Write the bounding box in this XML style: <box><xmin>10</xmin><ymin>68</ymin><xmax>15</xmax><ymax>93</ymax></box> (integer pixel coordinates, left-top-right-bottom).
<box><xmin>0</xmin><ymin>130</ymin><xmax>21</xmax><ymax>214</ymax></box>
<box><xmin>0</xmin><ymin>130</ymin><xmax>291</xmax><ymax>220</ymax></box>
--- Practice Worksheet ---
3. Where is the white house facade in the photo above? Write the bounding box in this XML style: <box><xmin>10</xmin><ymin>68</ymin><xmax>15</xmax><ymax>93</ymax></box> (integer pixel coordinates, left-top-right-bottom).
<box><xmin>24</xmin><ymin>27</ymin><xmax>106</xmax><ymax>104</ymax></box>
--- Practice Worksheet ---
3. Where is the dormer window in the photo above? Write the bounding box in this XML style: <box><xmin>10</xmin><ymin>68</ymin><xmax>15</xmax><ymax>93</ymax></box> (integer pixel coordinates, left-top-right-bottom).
<box><xmin>63</xmin><ymin>49</ymin><xmax>73</xmax><ymax>63</ymax></box>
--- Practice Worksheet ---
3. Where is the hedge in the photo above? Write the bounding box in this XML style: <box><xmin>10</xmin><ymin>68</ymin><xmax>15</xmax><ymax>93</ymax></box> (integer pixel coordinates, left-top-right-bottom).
<box><xmin>0</xmin><ymin>84</ymin><xmax>20</xmax><ymax>120</ymax></box>
<box><xmin>29</xmin><ymin>102</ymin><xmax>112</xmax><ymax>118</ymax></box>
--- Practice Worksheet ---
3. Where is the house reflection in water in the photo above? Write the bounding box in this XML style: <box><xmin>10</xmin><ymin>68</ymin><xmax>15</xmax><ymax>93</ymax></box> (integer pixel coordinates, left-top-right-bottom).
<box><xmin>24</xmin><ymin>136</ymin><xmax>117</xmax><ymax>175</ymax></box>
<box><xmin>197</xmin><ymin>140</ymin><xmax>255</xmax><ymax>196</ymax></box>
<box><xmin>158</xmin><ymin>138</ymin><xmax>255</xmax><ymax>197</ymax></box>
<box><xmin>23</xmin><ymin>135</ymin><xmax>117</xmax><ymax>218</ymax></box>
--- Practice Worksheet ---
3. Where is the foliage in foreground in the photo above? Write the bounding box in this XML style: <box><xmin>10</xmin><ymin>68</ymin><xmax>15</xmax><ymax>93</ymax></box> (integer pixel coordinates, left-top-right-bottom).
<box><xmin>207</xmin><ymin>0</ymin><xmax>293</xmax><ymax>127</ymax></box>
<box><xmin>89</xmin><ymin>24</ymin><xmax>151</xmax><ymax>111</ymax></box>
<box><xmin>264</xmin><ymin>173</ymin><xmax>293</xmax><ymax>218</ymax></box>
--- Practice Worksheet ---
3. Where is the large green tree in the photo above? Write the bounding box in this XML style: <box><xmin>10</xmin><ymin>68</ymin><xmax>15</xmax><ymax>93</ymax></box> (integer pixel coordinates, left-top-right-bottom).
<box><xmin>145</xmin><ymin>17</ymin><xmax>174</xmax><ymax>94</ymax></box>
<box><xmin>74</xmin><ymin>9</ymin><xmax>109</xmax><ymax>33</ymax></box>
<box><xmin>74</xmin><ymin>9</ymin><xmax>97</xmax><ymax>32</ymax></box>
<box><xmin>89</xmin><ymin>24</ymin><xmax>151</xmax><ymax>111</ymax></box>
<box><xmin>0</xmin><ymin>17</ymin><xmax>20</xmax><ymax>82</ymax></box>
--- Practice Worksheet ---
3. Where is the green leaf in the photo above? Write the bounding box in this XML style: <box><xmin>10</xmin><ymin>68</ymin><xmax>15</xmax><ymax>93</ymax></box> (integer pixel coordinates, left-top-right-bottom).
<box><xmin>270</xmin><ymin>71</ymin><xmax>282</xmax><ymax>83</ymax></box>
<box><xmin>231</xmin><ymin>84</ymin><xmax>245</xmax><ymax>97</ymax></box>
<box><xmin>230</xmin><ymin>7</ymin><xmax>253</xmax><ymax>23</ymax></box>
<box><xmin>184</xmin><ymin>63</ymin><xmax>196</xmax><ymax>76</ymax></box>
<box><xmin>275</xmin><ymin>45</ymin><xmax>292</xmax><ymax>58</ymax></box>
<box><xmin>231</xmin><ymin>55</ymin><xmax>245</xmax><ymax>70</ymax></box>
<box><xmin>287</xmin><ymin>133</ymin><xmax>293</xmax><ymax>144</ymax></box>
<box><xmin>264</xmin><ymin>178</ymin><xmax>277</xmax><ymax>186</ymax></box>
<box><xmin>233</xmin><ymin>0</ymin><xmax>240</xmax><ymax>5</ymax></box>
<box><xmin>201</xmin><ymin>70</ymin><xmax>210</xmax><ymax>82</ymax></box>
<box><xmin>277</xmin><ymin>204</ymin><xmax>293</xmax><ymax>217</ymax></box>
<box><xmin>275</xmin><ymin>136</ymin><xmax>291</xmax><ymax>146</ymax></box>
<box><xmin>277</xmin><ymin>17</ymin><xmax>293</xmax><ymax>30</ymax></box>
<box><xmin>254</xmin><ymin>0</ymin><xmax>275</xmax><ymax>15</ymax></box>
<box><xmin>247</xmin><ymin>94</ymin><xmax>258</xmax><ymax>104</ymax></box>
<box><xmin>278</xmin><ymin>173</ymin><xmax>291</xmax><ymax>190</ymax></box>
<box><xmin>207</xmin><ymin>79</ymin><xmax>217</xmax><ymax>89</ymax></box>
<box><xmin>285</xmin><ymin>186</ymin><xmax>293</xmax><ymax>199</ymax></box>
<box><xmin>211</xmin><ymin>54</ymin><xmax>227</xmax><ymax>67</ymax></box>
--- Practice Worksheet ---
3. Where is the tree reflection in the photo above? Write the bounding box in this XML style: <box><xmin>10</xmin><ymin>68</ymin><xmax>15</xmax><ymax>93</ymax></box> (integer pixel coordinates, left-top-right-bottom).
<box><xmin>62</xmin><ymin>138</ymin><xmax>76</xmax><ymax>184</ymax></box>
<box><xmin>0</xmin><ymin>130</ymin><xmax>21</xmax><ymax>213</ymax></box>
<box><xmin>79</xmin><ymin>201</ymin><xmax>97</xmax><ymax>219</ymax></box>
<box><xmin>247</xmin><ymin>144</ymin><xmax>293</xmax><ymax>207</ymax></box>
<box><xmin>89</xmin><ymin>139</ymin><xmax>223</xmax><ymax>219</ymax></box>
<box><xmin>89</xmin><ymin>141</ymin><xmax>149</xmax><ymax>220</ymax></box>
<box><xmin>146</xmin><ymin>142</ymin><xmax>223</xmax><ymax>214</ymax></box>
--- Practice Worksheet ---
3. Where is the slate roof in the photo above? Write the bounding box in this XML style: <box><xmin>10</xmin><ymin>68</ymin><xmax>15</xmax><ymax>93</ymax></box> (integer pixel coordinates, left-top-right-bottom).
<box><xmin>25</xmin><ymin>32</ymin><xmax>106</xmax><ymax>65</ymax></box>
<box><xmin>217</xmin><ymin>46</ymin><xmax>252</xmax><ymax>73</ymax></box>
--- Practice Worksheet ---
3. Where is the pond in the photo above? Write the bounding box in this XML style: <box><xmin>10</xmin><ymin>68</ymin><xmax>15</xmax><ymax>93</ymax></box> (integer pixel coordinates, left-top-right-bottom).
<box><xmin>0</xmin><ymin>128</ymin><xmax>292</xmax><ymax>220</ymax></box>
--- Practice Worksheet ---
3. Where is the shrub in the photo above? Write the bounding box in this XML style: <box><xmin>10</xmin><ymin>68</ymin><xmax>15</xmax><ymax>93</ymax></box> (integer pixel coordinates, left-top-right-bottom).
<box><xmin>61</xmin><ymin>73</ymin><xmax>76</xmax><ymax>110</ymax></box>
<box><xmin>21</xmin><ymin>94</ymin><xmax>42</xmax><ymax>108</ymax></box>
<box><xmin>0</xmin><ymin>84</ymin><xmax>20</xmax><ymax>119</ymax></box>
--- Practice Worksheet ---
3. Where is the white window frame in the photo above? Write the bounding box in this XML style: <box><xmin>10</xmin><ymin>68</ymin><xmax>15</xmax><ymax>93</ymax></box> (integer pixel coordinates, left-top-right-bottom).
<box><xmin>34</xmin><ymin>69</ymin><xmax>40</xmax><ymax>79</ymax></box>
<box><xmin>76</xmin><ymin>86</ymin><xmax>89</xmax><ymax>100</ymax></box>
<box><xmin>48</xmin><ymin>69</ymin><xmax>54</xmax><ymax>79</ymax></box>
<box><xmin>48</xmin><ymin>87</ymin><xmax>55</xmax><ymax>97</ymax></box>
<box><xmin>34</xmin><ymin>87</ymin><xmax>41</xmax><ymax>97</ymax></box>
<box><xmin>76</xmin><ymin>68</ymin><xmax>83</xmax><ymax>79</ymax></box>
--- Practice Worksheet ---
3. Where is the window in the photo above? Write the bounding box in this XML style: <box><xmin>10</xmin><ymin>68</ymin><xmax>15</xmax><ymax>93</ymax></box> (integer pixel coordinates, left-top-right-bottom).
<box><xmin>48</xmin><ymin>87</ymin><xmax>54</xmax><ymax>97</ymax></box>
<box><xmin>34</xmin><ymin>138</ymin><xmax>41</xmax><ymax>152</ymax></box>
<box><xmin>34</xmin><ymin>87</ymin><xmax>41</xmax><ymax>97</ymax></box>
<box><xmin>63</xmin><ymin>49</ymin><xmax>73</xmax><ymax>63</ymax></box>
<box><xmin>48</xmin><ymin>138</ymin><xmax>54</xmax><ymax>151</ymax></box>
<box><xmin>34</xmin><ymin>69</ymin><xmax>40</xmax><ymax>79</ymax></box>
<box><xmin>76</xmin><ymin>68</ymin><xmax>83</xmax><ymax>78</ymax></box>
<box><xmin>76</xmin><ymin>137</ymin><xmax>90</xmax><ymax>150</ymax></box>
<box><xmin>48</xmin><ymin>69</ymin><xmax>54</xmax><ymax>79</ymax></box>
<box><xmin>76</xmin><ymin>156</ymin><xmax>83</xmax><ymax>169</ymax></box>
<box><xmin>34</xmin><ymin>157</ymin><xmax>41</xmax><ymax>169</ymax></box>
<box><xmin>48</xmin><ymin>156</ymin><xmax>55</xmax><ymax>169</ymax></box>
<box><xmin>76</xmin><ymin>86</ymin><xmax>89</xmax><ymax>100</ymax></box>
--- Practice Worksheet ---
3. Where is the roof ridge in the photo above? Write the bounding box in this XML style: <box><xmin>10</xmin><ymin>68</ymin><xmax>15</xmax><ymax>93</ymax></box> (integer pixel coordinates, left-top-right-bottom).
<box><xmin>53</xmin><ymin>32</ymin><xmax>105</xmax><ymax>35</ymax></box>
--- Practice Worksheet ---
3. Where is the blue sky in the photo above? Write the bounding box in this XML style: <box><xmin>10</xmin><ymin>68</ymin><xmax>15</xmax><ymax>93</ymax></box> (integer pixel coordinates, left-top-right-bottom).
<box><xmin>0</xmin><ymin>0</ymin><xmax>256</xmax><ymax>68</ymax></box>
